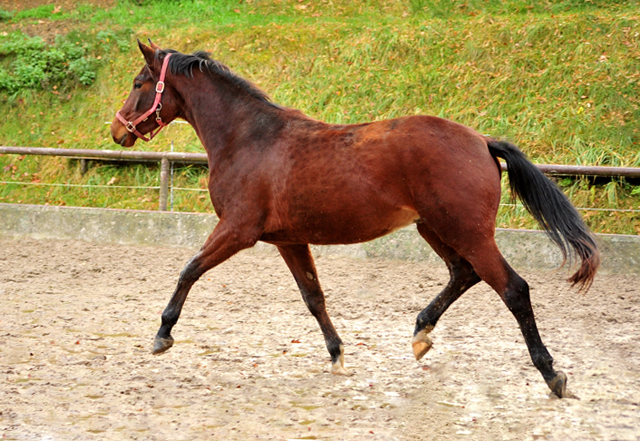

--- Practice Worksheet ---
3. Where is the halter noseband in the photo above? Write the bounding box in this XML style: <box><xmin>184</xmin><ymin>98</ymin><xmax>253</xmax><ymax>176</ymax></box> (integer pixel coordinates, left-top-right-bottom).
<box><xmin>116</xmin><ymin>53</ymin><xmax>172</xmax><ymax>142</ymax></box>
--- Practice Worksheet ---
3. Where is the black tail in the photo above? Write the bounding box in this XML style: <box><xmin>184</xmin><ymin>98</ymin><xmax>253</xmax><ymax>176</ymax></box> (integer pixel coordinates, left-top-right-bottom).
<box><xmin>487</xmin><ymin>139</ymin><xmax>600</xmax><ymax>291</ymax></box>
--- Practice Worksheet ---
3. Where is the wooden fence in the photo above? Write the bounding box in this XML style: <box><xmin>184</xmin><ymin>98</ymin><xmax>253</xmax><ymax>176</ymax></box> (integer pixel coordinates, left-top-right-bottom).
<box><xmin>2</xmin><ymin>145</ymin><xmax>640</xmax><ymax>211</ymax></box>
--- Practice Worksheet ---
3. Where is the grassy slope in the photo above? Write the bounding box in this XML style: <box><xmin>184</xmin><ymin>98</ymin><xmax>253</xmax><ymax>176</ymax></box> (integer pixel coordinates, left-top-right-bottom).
<box><xmin>0</xmin><ymin>0</ymin><xmax>639</xmax><ymax>233</ymax></box>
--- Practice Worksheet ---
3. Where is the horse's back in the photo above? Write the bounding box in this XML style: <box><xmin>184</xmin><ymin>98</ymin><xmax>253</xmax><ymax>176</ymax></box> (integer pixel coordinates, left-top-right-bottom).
<box><xmin>259</xmin><ymin>114</ymin><xmax>502</xmax><ymax>245</ymax></box>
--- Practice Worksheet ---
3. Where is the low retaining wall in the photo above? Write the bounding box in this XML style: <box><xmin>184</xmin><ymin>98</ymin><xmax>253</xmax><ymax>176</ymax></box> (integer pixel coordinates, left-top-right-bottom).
<box><xmin>0</xmin><ymin>203</ymin><xmax>638</xmax><ymax>275</ymax></box>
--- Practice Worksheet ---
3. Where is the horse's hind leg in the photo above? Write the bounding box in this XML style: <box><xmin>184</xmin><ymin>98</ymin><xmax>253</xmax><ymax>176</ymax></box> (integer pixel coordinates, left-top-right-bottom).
<box><xmin>461</xmin><ymin>239</ymin><xmax>569</xmax><ymax>398</ymax></box>
<box><xmin>499</xmin><ymin>265</ymin><xmax>568</xmax><ymax>397</ymax></box>
<box><xmin>277</xmin><ymin>244</ymin><xmax>349</xmax><ymax>375</ymax></box>
<box><xmin>412</xmin><ymin>224</ymin><xmax>481</xmax><ymax>360</ymax></box>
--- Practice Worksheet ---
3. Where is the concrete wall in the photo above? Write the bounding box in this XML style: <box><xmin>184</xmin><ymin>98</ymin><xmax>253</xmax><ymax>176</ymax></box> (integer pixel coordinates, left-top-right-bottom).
<box><xmin>1</xmin><ymin>203</ymin><xmax>638</xmax><ymax>275</ymax></box>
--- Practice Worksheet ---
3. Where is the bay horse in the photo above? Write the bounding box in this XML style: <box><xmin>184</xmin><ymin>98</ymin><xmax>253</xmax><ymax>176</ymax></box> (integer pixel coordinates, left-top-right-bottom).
<box><xmin>111</xmin><ymin>41</ymin><xmax>600</xmax><ymax>398</ymax></box>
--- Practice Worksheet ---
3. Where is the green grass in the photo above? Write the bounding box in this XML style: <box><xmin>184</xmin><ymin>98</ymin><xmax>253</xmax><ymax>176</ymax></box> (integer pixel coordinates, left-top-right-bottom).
<box><xmin>0</xmin><ymin>0</ymin><xmax>639</xmax><ymax>234</ymax></box>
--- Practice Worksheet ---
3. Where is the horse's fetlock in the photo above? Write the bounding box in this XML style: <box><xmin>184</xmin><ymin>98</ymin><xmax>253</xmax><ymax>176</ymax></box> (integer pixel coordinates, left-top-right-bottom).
<box><xmin>414</xmin><ymin>323</ymin><xmax>434</xmax><ymax>336</ymax></box>
<box><xmin>531</xmin><ymin>351</ymin><xmax>554</xmax><ymax>373</ymax></box>
<box><xmin>327</xmin><ymin>340</ymin><xmax>343</xmax><ymax>363</ymax></box>
<box><xmin>161</xmin><ymin>311</ymin><xmax>178</xmax><ymax>328</ymax></box>
<box><xmin>415</xmin><ymin>309</ymin><xmax>437</xmax><ymax>330</ymax></box>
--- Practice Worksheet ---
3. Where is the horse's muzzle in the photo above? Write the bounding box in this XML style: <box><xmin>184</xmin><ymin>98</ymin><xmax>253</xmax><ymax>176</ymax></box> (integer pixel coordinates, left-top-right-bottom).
<box><xmin>111</xmin><ymin>120</ymin><xmax>135</xmax><ymax>147</ymax></box>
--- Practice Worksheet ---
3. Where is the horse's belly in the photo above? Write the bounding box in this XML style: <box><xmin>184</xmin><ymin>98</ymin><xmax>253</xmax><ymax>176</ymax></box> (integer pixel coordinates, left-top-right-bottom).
<box><xmin>377</xmin><ymin>206</ymin><xmax>421</xmax><ymax>235</ymax></box>
<box><xmin>262</xmin><ymin>206</ymin><xmax>420</xmax><ymax>245</ymax></box>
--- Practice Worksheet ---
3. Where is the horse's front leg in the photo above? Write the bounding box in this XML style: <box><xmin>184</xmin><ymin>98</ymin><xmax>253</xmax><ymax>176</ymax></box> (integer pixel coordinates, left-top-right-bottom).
<box><xmin>153</xmin><ymin>221</ymin><xmax>259</xmax><ymax>354</ymax></box>
<box><xmin>277</xmin><ymin>244</ymin><xmax>349</xmax><ymax>375</ymax></box>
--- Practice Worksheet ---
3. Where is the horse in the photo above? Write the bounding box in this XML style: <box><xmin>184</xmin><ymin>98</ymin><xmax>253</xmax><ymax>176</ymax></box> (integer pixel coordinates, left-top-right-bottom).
<box><xmin>111</xmin><ymin>40</ymin><xmax>600</xmax><ymax>398</ymax></box>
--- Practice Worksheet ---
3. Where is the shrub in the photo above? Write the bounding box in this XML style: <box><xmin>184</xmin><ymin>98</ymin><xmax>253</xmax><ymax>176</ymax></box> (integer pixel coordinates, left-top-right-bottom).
<box><xmin>0</xmin><ymin>8</ymin><xmax>13</xmax><ymax>22</ymax></box>
<box><xmin>0</xmin><ymin>32</ymin><xmax>98</xmax><ymax>93</ymax></box>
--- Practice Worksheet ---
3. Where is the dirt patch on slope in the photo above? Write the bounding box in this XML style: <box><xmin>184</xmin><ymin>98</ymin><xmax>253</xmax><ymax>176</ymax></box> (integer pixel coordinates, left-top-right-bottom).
<box><xmin>0</xmin><ymin>0</ymin><xmax>114</xmax><ymax>12</ymax></box>
<box><xmin>0</xmin><ymin>0</ymin><xmax>116</xmax><ymax>44</ymax></box>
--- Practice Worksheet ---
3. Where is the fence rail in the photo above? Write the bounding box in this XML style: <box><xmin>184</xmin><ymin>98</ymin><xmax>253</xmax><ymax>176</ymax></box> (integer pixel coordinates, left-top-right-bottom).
<box><xmin>2</xmin><ymin>145</ymin><xmax>640</xmax><ymax>211</ymax></box>
<box><xmin>0</xmin><ymin>146</ymin><xmax>208</xmax><ymax>164</ymax></box>
<box><xmin>0</xmin><ymin>146</ymin><xmax>209</xmax><ymax>211</ymax></box>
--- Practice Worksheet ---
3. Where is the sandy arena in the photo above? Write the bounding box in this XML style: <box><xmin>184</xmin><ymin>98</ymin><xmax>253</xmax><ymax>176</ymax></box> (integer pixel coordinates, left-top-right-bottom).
<box><xmin>0</xmin><ymin>237</ymin><xmax>639</xmax><ymax>440</ymax></box>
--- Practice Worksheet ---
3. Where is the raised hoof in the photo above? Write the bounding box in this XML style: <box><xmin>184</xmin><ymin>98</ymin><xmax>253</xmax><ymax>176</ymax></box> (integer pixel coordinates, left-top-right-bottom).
<box><xmin>548</xmin><ymin>371</ymin><xmax>568</xmax><ymax>398</ymax></box>
<box><xmin>411</xmin><ymin>329</ymin><xmax>433</xmax><ymax>361</ymax></box>
<box><xmin>152</xmin><ymin>336</ymin><xmax>174</xmax><ymax>354</ymax></box>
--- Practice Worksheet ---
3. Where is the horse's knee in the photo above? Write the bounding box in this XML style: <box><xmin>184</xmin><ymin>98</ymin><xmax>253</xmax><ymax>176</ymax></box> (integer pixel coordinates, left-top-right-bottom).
<box><xmin>300</xmin><ymin>288</ymin><xmax>327</xmax><ymax>315</ymax></box>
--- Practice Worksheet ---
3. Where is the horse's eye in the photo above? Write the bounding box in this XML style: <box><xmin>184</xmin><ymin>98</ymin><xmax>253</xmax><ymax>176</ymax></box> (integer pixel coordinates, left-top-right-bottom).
<box><xmin>134</xmin><ymin>82</ymin><xmax>143</xmax><ymax>90</ymax></box>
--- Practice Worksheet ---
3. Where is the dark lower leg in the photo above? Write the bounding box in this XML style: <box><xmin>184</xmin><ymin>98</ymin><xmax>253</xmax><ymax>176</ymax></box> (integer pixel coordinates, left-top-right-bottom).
<box><xmin>153</xmin><ymin>223</ymin><xmax>259</xmax><ymax>354</ymax></box>
<box><xmin>454</xmin><ymin>237</ymin><xmax>569</xmax><ymax>397</ymax></box>
<box><xmin>412</xmin><ymin>259</ymin><xmax>480</xmax><ymax>359</ymax></box>
<box><xmin>501</xmin><ymin>269</ymin><xmax>567</xmax><ymax>397</ymax></box>
<box><xmin>412</xmin><ymin>224</ymin><xmax>481</xmax><ymax>359</ymax></box>
<box><xmin>153</xmin><ymin>254</ymin><xmax>203</xmax><ymax>353</ymax></box>
<box><xmin>277</xmin><ymin>244</ymin><xmax>347</xmax><ymax>374</ymax></box>
<box><xmin>414</xmin><ymin>259</ymin><xmax>480</xmax><ymax>333</ymax></box>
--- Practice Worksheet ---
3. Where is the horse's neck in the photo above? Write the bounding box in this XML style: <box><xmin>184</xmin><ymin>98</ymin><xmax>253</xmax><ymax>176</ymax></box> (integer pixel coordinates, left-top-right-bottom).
<box><xmin>176</xmin><ymin>75</ymin><xmax>284</xmax><ymax>156</ymax></box>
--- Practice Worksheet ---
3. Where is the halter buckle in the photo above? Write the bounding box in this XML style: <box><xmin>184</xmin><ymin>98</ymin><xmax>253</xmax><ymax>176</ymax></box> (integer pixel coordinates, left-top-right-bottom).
<box><xmin>125</xmin><ymin>122</ymin><xmax>136</xmax><ymax>133</ymax></box>
<box><xmin>156</xmin><ymin>81</ymin><xmax>165</xmax><ymax>93</ymax></box>
<box><xmin>155</xmin><ymin>103</ymin><xmax>163</xmax><ymax>122</ymax></box>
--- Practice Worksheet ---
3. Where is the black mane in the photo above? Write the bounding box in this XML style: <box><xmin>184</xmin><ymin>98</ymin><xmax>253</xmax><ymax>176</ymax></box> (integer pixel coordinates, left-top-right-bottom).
<box><xmin>164</xmin><ymin>50</ymin><xmax>275</xmax><ymax>106</ymax></box>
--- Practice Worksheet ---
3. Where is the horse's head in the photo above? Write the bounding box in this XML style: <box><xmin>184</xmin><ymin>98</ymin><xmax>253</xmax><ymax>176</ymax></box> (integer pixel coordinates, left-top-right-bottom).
<box><xmin>111</xmin><ymin>40</ymin><xmax>181</xmax><ymax>147</ymax></box>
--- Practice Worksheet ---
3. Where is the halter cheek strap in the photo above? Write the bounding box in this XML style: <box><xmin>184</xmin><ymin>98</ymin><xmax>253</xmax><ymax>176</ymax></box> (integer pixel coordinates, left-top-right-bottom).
<box><xmin>116</xmin><ymin>53</ymin><xmax>172</xmax><ymax>142</ymax></box>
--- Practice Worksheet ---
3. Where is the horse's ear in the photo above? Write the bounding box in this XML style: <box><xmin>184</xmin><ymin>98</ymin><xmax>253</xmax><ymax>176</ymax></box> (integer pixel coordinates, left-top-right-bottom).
<box><xmin>148</xmin><ymin>39</ymin><xmax>162</xmax><ymax>51</ymax></box>
<box><xmin>137</xmin><ymin>39</ymin><xmax>156</xmax><ymax>70</ymax></box>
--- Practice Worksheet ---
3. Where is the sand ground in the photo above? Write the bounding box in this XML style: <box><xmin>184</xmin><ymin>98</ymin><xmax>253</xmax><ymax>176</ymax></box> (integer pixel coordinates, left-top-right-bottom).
<box><xmin>1</xmin><ymin>237</ymin><xmax>639</xmax><ymax>440</ymax></box>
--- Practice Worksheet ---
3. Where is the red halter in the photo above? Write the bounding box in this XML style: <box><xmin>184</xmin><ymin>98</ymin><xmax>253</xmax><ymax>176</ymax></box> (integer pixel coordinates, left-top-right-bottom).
<box><xmin>116</xmin><ymin>53</ymin><xmax>172</xmax><ymax>142</ymax></box>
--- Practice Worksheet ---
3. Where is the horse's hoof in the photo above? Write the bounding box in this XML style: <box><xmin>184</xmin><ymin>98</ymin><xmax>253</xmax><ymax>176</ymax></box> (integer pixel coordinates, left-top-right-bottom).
<box><xmin>152</xmin><ymin>336</ymin><xmax>174</xmax><ymax>354</ymax></box>
<box><xmin>331</xmin><ymin>363</ymin><xmax>352</xmax><ymax>376</ymax></box>
<box><xmin>548</xmin><ymin>371</ymin><xmax>568</xmax><ymax>398</ymax></box>
<box><xmin>330</xmin><ymin>352</ymin><xmax>351</xmax><ymax>376</ymax></box>
<box><xmin>411</xmin><ymin>329</ymin><xmax>433</xmax><ymax>360</ymax></box>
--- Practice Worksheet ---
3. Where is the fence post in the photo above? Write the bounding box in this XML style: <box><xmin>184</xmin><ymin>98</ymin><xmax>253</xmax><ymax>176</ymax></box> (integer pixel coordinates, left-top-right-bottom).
<box><xmin>80</xmin><ymin>158</ymin><xmax>88</xmax><ymax>175</ymax></box>
<box><xmin>159</xmin><ymin>156</ymin><xmax>170</xmax><ymax>211</ymax></box>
